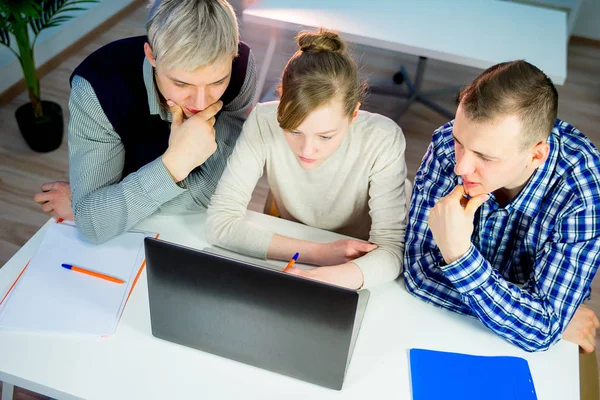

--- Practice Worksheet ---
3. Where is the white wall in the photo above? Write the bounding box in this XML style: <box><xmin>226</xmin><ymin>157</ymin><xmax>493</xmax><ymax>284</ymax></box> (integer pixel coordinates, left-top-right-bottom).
<box><xmin>0</xmin><ymin>0</ymin><xmax>136</xmax><ymax>94</ymax></box>
<box><xmin>572</xmin><ymin>0</ymin><xmax>600</xmax><ymax>40</ymax></box>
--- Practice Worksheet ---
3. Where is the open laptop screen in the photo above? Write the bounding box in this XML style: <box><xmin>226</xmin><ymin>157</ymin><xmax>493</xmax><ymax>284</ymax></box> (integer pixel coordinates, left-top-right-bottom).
<box><xmin>145</xmin><ymin>237</ymin><xmax>368</xmax><ymax>390</ymax></box>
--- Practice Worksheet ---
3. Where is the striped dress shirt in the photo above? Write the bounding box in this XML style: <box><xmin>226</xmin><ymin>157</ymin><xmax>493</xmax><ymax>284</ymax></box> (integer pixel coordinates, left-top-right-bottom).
<box><xmin>404</xmin><ymin>119</ymin><xmax>600</xmax><ymax>352</ymax></box>
<box><xmin>68</xmin><ymin>55</ymin><xmax>256</xmax><ymax>243</ymax></box>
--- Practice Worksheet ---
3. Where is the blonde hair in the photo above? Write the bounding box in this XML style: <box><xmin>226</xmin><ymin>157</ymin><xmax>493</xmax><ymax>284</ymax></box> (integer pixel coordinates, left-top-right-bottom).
<box><xmin>146</xmin><ymin>0</ymin><xmax>239</xmax><ymax>71</ymax></box>
<box><xmin>277</xmin><ymin>28</ymin><xmax>366</xmax><ymax>130</ymax></box>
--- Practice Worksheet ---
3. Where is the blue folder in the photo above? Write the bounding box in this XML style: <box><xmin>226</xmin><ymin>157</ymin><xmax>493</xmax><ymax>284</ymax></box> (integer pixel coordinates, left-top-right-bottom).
<box><xmin>409</xmin><ymin>348</ymin><xmax>537</xmax><ymax>400</ymax></box>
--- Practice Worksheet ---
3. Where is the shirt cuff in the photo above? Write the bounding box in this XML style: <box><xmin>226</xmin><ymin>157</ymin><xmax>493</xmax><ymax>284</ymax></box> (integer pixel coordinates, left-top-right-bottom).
<box><xmin>439</xmin><ymin>245</ymin><xmax>492</xmax><ymax>294</ymax></box>
<box><xmin>137</xmin><ymin>157</ymin><xmax>186</xmax><ymax>205</ymax></box>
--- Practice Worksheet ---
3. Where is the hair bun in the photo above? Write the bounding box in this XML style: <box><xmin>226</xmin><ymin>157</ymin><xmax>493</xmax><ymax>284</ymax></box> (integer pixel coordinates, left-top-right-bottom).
<box><xmin>298</xmin><ymin>28</ymin><xmax>345</xmax><ymax>54</ymax></box>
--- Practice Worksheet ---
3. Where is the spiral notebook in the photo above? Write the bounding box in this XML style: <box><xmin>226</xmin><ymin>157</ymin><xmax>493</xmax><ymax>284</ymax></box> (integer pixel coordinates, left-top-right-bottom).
<box><xmin>409</xmin><ymin>348</ymin><xmax>537</xmax><ymax>400</ymax></box>
<box><xmin>0</xmin><ymin>221</ymin><xmax>157</xmax><ymax>336</ymax></box>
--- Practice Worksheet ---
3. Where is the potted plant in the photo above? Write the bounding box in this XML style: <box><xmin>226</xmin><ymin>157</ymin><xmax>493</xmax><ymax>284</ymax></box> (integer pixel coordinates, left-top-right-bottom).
<box><xmin>0</xmin><ymin>0</ymin><xmax>97</xmax><ymax>152</ymax></box>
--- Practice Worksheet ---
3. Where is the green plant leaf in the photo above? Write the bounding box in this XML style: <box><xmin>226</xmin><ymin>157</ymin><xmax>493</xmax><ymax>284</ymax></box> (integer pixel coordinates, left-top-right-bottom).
<box><xmin>0</xmin><ymin>0</ymin><xmax>98</xmax><ymax>111</ymax></box>
<box><xmin>53</xmin><ymin>7</ymin><xmax>88</xmax><ymax>14</ymax></box>
<box><xmin>0</xmin><ymin>0</ymin><xmax>41</xmax><ymax>20</ymax></box>
<box><xmin>31</xmin><ymin>0</ymin><xmax>98</xmax><ymax>37</ymax></box>
<box><xmin>47</xmin><ymin>16</ymin><xmax>71</xmax><ymax>24</ymax></box>
<box><xmin>0</xmin><ymin>27</ymin><xmax>11</xmax><ymax>47</ymax></box>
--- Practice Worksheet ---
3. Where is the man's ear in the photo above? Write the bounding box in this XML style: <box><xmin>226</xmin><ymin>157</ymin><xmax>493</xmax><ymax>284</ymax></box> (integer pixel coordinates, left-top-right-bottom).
<box><xmin>528</xmin><ymin>141</ymin><xmax>550</xmax><ymax>169</ymax></box>
<box><xmin>144</xmin><ymin>42</ymin><xmax>157</xmax><ymax>68</ymax></box>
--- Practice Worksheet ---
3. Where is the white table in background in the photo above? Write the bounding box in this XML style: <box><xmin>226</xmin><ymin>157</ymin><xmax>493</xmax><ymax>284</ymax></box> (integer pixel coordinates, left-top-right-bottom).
<box><xmin>244</xmin><ymin>0</ymin><xmax>567</xmax><ymax>118</ymax></box>
<box><xmin>0</xmin><ymin>210</ymin><xmax>578</xmax><ymax>399</ymax></box>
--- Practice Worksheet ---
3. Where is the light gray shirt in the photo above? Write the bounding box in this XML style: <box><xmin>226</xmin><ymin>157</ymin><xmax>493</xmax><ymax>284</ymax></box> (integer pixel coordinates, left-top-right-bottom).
<box><xmin>68</xmin><ymin>54</ymin><xmax>256</xmax><ymax>243</ymax></box>
<box><xmin>207</xmin><ymin>102</ymin><xmax>408</xmax><ymax>288</ymax></box>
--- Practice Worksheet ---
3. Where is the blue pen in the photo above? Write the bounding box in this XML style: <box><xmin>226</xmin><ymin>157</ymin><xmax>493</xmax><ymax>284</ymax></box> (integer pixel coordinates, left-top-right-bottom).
<box><xmin>282</xmin><ymin>252</ymin><xmax>300</xmax><ymax>273</ymax></box>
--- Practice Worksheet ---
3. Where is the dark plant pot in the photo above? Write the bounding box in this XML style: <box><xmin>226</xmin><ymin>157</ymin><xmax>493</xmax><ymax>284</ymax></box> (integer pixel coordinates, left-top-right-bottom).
<box><xmin>15</xmin><ymin>101</ymin><xmax>64</xmax><ymax>153</ymax></box>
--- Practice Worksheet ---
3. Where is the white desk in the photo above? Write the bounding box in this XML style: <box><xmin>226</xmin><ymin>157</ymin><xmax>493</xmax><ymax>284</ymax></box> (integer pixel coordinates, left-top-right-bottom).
<box><xmin>244</xmin><ymin>0</ymin><xmax>567</xmax><ymax>118</ymax></box>
<box><xmin>0</xmin><ymin>211</ymin><xmax>578</xmax><ymax>399</ymax></box>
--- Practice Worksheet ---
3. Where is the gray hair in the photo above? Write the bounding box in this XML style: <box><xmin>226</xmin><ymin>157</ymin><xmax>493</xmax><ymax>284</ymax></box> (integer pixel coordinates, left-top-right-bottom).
<box><xmin>146</xmin><ymin>0</ymin><xmax>239</xmax><ymax>71</ymax></box>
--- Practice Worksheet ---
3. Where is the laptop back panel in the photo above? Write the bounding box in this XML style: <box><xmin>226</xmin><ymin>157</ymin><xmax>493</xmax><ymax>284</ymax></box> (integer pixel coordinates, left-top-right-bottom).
<box><xmin>145</xmin><ymin>238</ymin><xmax>361</xmax><ymax>390</ymax></box>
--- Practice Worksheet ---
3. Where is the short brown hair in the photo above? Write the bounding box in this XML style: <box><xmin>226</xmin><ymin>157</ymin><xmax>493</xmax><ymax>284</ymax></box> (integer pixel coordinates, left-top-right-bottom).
<box><xmin>277</xmin><ymin>28</ymin><xmax>365</xmax><ymax>130</ymax></box>
<box><xmin>458</xmin><ymin>60</ymin><xmax>558</xmax><ymax>148</ymax></box>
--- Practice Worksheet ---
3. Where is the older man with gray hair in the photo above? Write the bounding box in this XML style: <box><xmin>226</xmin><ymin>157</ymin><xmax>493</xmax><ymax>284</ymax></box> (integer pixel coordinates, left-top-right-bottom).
<box><xmin>33</xmin><ymin>0</ymin><xmax>257</xmax><ymax>243</ymax></box>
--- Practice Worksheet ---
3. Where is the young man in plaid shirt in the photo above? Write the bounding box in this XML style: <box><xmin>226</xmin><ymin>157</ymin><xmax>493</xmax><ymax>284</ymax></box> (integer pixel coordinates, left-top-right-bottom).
<box><xmin>404</xmin><ymin>60</ymin><xmax>600</xmax><ymax>396</ymax></box>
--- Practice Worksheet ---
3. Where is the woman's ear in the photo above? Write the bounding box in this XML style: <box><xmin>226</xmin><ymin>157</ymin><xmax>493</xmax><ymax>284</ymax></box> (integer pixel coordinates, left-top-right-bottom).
<box><xmin>351</xmin><ymin>102</ymin><xmax>361</xmax><ymax>122</ymax></box>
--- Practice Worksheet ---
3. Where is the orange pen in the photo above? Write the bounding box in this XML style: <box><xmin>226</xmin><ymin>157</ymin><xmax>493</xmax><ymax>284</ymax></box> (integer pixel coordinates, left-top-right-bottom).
<box><xmin>282</xmin><ymin>252</ymin><xmax>299</xmax><ymax>273</ymax></box>
<box><xmin>61</xmin><ymin>263</ymin><xmax>125</xmax><ymax>284</ymax></box>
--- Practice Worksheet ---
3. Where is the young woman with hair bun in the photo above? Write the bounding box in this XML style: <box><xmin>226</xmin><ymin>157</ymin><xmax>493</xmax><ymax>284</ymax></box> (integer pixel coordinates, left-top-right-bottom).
<box><xmin>207</xmin><ymin>28</ymin><xmax>408</xmax><ymax>290</ymax></box>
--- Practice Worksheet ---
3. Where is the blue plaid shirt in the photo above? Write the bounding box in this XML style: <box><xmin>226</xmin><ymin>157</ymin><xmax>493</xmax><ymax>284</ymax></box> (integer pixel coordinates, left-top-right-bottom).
<box><xmin>404</xmin><ymin>119</ymin><xmax>600</xmax><ymax>352</ymax></box>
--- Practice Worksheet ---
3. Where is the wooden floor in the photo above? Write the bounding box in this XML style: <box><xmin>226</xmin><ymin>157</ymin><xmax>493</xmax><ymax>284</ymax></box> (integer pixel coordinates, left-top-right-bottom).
<box><xmin>0</xmin><ymin>4</ymin><xmax>599</xmax><ymax>399</ymax></box>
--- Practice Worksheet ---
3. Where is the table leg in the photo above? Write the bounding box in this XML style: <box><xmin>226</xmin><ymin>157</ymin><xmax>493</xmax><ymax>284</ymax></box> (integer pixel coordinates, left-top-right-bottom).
<box><xmin>2</xmin><ymin>381</ymin><xmax>15</xmax><ymax>400</ymax></box>
<box><xmin>255</xmin><ymin>26</ymin><xmax>277</xmax><ymax>105</ymax></box>
<box><xmin>395</xmin><ymin>56</ymin><xmax>426</xmax><ymax>117</ymax></box>
<box><xmin>370</xmin><ymin>56</ymin><xmax>458</xmax><ymax>120</ymax></box>
<box><xmin>412</xmin><ymin>56</ymin><xmax>427</xmax><ymax>90</ymax></box>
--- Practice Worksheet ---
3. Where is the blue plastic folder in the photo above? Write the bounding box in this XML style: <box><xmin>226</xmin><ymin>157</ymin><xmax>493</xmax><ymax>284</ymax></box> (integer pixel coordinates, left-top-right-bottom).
<box><xmin>409</xmin><ymin>348</ymin><xmax>537</xmax><ymax>400</ymax></box>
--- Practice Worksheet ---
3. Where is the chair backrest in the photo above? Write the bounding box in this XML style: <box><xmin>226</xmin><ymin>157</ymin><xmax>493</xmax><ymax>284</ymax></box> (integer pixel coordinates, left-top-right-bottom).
<box><xmin>263</xmin><ymin>189</ymin><xmax>280</xmax><ymax>217</ymax></box>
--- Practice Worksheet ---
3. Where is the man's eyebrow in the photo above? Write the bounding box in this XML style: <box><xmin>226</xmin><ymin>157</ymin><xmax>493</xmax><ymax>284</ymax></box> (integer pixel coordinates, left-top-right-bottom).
<box><xmin>210</xmin><ymin>73</ymin><xmax>231</xmax><ymax>84</ymax></box>
<box><xmin>168</xmin><ymin>76</ymin><xmax>191</xmax><ymax>85</ymax></box>
<box><xmin>452</xmin><ymin>134</ymin><xmax>500</xmax><ymax>160</ymax></box>
<box><xmin>473</xmin><ymin>150</ymin><xmax>500</xmax><ymax>160</ymax></box>
<box><xmin>168</xmin><ymin>73</ymin><xmax>230</xmax><ymax>86</ymax></box>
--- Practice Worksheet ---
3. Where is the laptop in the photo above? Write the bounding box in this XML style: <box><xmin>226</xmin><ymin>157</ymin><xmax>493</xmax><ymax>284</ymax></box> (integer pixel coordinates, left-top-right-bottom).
<box><xmin>144</xmin><ymin>237</ymin><xmax>369</xmax><ymax>390</ymax></box>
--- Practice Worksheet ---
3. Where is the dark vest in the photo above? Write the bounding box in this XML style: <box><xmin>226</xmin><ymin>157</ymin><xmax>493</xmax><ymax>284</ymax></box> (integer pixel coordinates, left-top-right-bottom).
<box><xmin>70</xmin><ymin>36</ymin><xmax>249</xmax><ymax>177</ymax></box>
